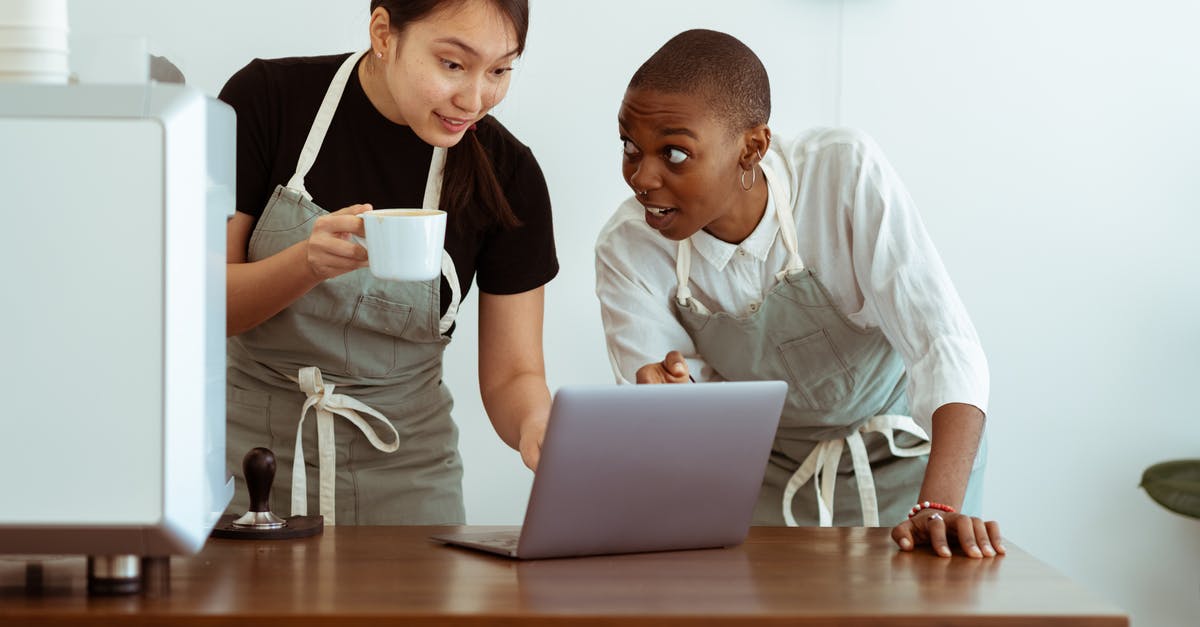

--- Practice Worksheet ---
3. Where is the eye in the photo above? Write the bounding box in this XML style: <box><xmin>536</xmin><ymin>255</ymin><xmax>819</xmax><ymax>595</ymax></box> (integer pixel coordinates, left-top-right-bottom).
<box><xmin>665</xmin><ymin>147</ymin><xmax>689</xmax><ymax>164</ymax></box>
<box><xmin>440</xmin><ymin>58</ymin><xmax>463</xmax><ymax>71</ymax></box>
<box><xmin>491</xmin><ymin>66</ymin><xmax>513</xmax><ymax>77</ymax></box>
<box><xmin>621</xmin><ymin>138</ymin><xmax>640</xmax><ymax>157</ymax></box>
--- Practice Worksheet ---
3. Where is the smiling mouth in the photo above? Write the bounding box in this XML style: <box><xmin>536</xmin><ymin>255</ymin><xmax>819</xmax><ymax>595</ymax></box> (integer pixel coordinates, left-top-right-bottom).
<box><xmin>436</xmin><ymin>113</ymin><xmax>472</xmax><ymax>128</ymax></box>
<box><xmin>644</xmin><ymin>205</ymin><xmax>677</xmax><ymax>216</ymax></box>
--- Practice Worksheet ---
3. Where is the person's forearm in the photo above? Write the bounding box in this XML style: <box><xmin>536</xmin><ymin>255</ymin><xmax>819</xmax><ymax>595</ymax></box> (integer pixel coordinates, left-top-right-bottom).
<box><xmin>481</xmin><ymin>371</ymin><xmax>551</xmax><ymax>450</ymax></box>
<box><xmin>227</xmin><ymin>241</ymin><xmax>323</xmax><ymax>336</ymax></box>
<box><xmin>916</xmin><ymin>402</ymin><xmax>985</xmax><ymax>510</ymax></box>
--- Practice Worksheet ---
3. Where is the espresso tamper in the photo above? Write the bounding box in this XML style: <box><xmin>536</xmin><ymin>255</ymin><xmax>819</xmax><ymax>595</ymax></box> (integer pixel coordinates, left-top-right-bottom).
<box><xmin>211</xmin><ymin>447</ymin><xmax>323</xmax><ymax>540</ymax></box>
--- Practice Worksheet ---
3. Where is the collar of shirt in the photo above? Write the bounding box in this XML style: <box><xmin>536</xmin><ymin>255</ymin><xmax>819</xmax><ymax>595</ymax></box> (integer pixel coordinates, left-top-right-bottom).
<box><xmin>688</xmin><ymin>181</ymin><xmax>780</xmax><ymax>272</ymax></box>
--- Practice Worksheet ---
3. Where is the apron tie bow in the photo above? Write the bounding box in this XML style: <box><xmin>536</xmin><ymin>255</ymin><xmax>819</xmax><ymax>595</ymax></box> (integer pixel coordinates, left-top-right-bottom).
<box><xmin>781</xmin><ymin>415</ymin><xmax>930</xmax><ymax>527</ymax></box>
<box><xmin>291</xmin><ymin>366</ymin><xmax>401</xmax><ymax>525</ymax></box>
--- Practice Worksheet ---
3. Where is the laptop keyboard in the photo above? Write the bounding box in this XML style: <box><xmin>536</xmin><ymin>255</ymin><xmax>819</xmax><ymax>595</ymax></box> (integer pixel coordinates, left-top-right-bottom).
<box><xmin>463</xmin><ymin>532</ymin><xmax>519</xmax><ymax>550</ymax></box>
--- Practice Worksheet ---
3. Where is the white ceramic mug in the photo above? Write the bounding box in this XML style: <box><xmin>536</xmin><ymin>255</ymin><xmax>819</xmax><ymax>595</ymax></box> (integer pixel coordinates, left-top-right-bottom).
<box><xmin>353</xmin><ymin>209</ymin><xmax>447</xmax><ymax>282</ymax></box>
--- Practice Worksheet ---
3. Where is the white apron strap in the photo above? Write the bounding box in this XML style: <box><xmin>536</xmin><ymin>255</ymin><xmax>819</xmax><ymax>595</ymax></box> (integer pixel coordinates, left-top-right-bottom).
<box><xmin>422</xmin><ymin>146</ymin><xmax>446</xmax><ymax>210</ymax></box>
<box><xmin>781</xmin><ymin>414</ymin><xmax>931</xmax><ymax>527</ymax></box>
<box><xmin>290</xmin><ymin>366</ymin><xmax>401</xmax><ymax>525</ymax></box>
<box><xmin>674</xmin><ymin>240</ymin><xmax>710</xmax><ymax>315</ymax></box>
<box><xmin>759</xmin><ymin>161</ymin><xmax>805</xmax><ymax>279</ymax></box>
<box><xmin>420</xmin><ymin>146</ymin><xmax>460</xmax><ymax>334</ymax></box>
<box><xmin>781</xmin><ymin>438</ymin><xmax>842</xmax><ymax>527</ymax></box>
<box><xmin>285</xmin><ymin>52</ymin><xmax>364</xmax><ymax>201</ymax></box>
<box><xmin>440</xmin><ymin>251</ymin><xmax>461</xmax><ymax>334</ymax></box>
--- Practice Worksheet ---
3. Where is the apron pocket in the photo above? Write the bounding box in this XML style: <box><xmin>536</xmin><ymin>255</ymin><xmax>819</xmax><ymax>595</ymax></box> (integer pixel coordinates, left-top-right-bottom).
<box><xmin>345</xmin><ymin>295</ymin><xmax>413</xmax><ymax>378</ymax></box>
<box><xmin>779</xmin><ymin>329</ymin><xmax>855</xmax><ymax>411</ymax></box>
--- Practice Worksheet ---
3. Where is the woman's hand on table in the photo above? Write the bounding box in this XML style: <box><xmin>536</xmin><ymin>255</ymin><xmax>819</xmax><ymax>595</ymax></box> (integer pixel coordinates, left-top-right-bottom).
<box><xmin>892</xmin><ymin>509</ymin><xmax>1006</xmax><ymax>558</ymax></box>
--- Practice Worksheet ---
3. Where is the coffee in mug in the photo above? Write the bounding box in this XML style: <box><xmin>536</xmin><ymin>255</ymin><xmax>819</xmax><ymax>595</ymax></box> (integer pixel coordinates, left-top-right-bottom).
<box><xmin>354</xmin><ymin>208</ymin><xmax>447</xmax><ymax>281</ymax></box>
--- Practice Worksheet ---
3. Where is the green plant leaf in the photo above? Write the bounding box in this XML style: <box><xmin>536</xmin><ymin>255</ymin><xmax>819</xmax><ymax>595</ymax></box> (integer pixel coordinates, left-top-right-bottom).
<box><xmin>1141</xmin><ymin>459</ymin><xmax>1200</xmax><ymax>519</ymax></box>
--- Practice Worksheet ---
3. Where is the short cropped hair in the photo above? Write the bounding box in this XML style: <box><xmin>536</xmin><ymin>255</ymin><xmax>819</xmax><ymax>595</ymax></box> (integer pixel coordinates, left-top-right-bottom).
<box><xmin>628</xmin><ymin>29</ymin><xmax>771</xmax><ymax>133</ymax></box>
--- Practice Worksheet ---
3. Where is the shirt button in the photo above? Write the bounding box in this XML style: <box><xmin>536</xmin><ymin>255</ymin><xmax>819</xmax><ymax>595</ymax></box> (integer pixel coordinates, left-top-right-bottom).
<box><xmin>736</xmin><ymin>247</ymin><xmax>747</xmax><ymax>257</ymax></box>
<box><xmin>748</xmin><ymin>302</ymin><xmax>759</xmax><ymax>313</ymax></box>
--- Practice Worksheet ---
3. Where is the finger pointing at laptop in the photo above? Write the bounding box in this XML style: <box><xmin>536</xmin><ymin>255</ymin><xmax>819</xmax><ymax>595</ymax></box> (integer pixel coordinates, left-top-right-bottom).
<box><xmin>635</xmin><ymin>350</ymin><xmax>692</xmax><ymax>384</ymax></box>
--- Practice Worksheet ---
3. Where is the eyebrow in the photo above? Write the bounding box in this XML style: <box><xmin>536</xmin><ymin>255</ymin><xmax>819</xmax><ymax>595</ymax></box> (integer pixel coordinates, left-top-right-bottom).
<box><xmin>660</xmin><ymin>127</ymin><xmax>698</xmax><ymax>140</ymax></box>
<box><xmin>617</xmin><ymin>119</ymin><xmax>699</xmax><ymax>141</ymax></box>
<box><xmin>433</xmin><ymin>37</ymin><xmax>520</xmax><ymax>61</ymax></box>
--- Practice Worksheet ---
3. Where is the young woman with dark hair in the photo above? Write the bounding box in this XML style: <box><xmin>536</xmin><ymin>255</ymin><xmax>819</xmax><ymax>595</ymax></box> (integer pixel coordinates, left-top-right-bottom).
<box><xmin>221</xmin><ymin>0</ymin><xmax>557</xmax><ymax>525</ymax></box>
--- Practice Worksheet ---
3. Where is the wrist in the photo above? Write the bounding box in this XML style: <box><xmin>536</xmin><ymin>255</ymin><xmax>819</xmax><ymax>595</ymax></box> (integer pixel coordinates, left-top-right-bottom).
<box><xmin>908</xmin><ymin>500</ymin><xmax>956</xmax><ymax>519</ymax></box>
<box><xmin>298</xmin><ymin>240</ymin><xmax>325</xmax><ymax>282</ymax></box>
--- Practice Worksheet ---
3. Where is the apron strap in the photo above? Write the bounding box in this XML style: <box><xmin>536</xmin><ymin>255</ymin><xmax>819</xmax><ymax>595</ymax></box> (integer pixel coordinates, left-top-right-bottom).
<box><xmin>423</xmin><ymin>146</ymin><xmax>446</xmax><ymax>210</ymax></box>
<box><xmin>674</xmin><ymin>241</ymin><xmax>710</xmax><ymax>315</ymax></box>
<box><xmin>290</xmin><ymin>366</ymin><xmax>401</xmax><ymax>525</ymax></box>
<box><xmin>419</xmin><ymin>145</ymin><xmax>460</xmax><ymax>335</ymax></box>
<box><xmin>781</xmin><ymin>414</ymin><xmax>931</xmax><ymax>527</ymax></box>
<box><xmin>760</xmin><ymin>161</ymin><xmax>806</xmax><ymax>278</ymax></box>
<box><xmin>781</xmin><ymin>438</ymin><xmax>842</xmax><ymax>527</ymax></box>
<box><xmin>439</xmin><ymin>250</ymin><xmax>461</xmax><ymax>335</ymax></box>
<box><xmin>285</xmin><ymin>52</ymin><xmax>365</xmax><ymax>201</ymax></box>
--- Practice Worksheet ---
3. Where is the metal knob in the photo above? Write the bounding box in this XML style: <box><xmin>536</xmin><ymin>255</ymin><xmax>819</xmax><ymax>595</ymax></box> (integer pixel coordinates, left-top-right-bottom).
<box><xmin>231</xmin><ymin>447</ymin><xmax>286</xmax><ymax>529</ymax></box>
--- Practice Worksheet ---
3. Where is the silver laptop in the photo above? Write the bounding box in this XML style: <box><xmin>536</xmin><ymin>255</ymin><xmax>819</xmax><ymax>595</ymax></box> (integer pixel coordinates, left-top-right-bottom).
<box><xmin>431</xmin><ymin>381</ymin><xmax>786</xmax><ymax>559</ymax></box>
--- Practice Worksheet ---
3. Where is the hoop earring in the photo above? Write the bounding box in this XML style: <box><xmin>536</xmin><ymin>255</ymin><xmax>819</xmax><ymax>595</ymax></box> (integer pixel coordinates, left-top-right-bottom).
<box><xmin>740</xmin><ymin>167</ymin><xmax>756</xmax><ymax>191</ymax></box>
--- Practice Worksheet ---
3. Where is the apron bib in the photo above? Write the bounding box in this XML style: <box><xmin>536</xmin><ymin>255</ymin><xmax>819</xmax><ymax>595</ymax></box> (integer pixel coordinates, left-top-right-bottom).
<box><xmin>225</xmin><ymin>52</ymin><xmax>465</xmax><ymax>525</ymax></box>
<box><xmin>673</xmin><ymin>161</ymin><xmax>983</xmax><ymax>527</ymax></box>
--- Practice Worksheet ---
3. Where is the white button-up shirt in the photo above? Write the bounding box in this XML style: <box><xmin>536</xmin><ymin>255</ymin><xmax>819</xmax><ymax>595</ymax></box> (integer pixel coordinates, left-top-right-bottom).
<box><xmin>594</xmin><ymin>127</ymin><xmax>989</xmax><ymax>433</ymax></box>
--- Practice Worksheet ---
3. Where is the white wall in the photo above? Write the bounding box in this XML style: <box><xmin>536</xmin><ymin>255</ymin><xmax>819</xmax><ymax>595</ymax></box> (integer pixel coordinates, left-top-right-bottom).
<box><xmin>65</xmin><ymin>1</ymin><xmax>1198</xmax><ymax>625</ymax></box>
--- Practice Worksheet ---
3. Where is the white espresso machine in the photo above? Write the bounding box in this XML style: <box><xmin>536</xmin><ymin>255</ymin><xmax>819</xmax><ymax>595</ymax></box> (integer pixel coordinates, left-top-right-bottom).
<box><xmin>0</xmin><ymin>81</ymin><xmax>235</xmax><ymax>593</ymax></box>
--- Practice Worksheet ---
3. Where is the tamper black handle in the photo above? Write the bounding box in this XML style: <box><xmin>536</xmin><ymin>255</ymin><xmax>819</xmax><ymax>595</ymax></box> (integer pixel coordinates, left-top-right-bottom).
<box><xmin>212</xmin><ymin>446</ymin><xmax>322</xmax><ymax>539</ymax></box>
<box><xmin>243</xmin><ymin>447</ymin><xmax>277</xmax><ymax>513</ymax></box>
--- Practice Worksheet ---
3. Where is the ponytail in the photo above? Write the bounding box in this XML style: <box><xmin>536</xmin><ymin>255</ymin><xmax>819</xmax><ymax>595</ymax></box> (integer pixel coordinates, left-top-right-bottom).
<box><xmin>442</xmin><ymin>128</ymin><xmax>521</xmax><ymax>231</ymax></box>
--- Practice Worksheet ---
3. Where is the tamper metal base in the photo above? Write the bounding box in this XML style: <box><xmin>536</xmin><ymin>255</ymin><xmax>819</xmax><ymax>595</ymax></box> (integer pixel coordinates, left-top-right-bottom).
<box><xmin>231</xmin><ymin>510</ymin><xmax>286</xmax><ymax>529</ymax></box>
<box><xmin>211</xmin><ymin>514</ymin><xmax>323</xmax><ymax>540</ymax></box>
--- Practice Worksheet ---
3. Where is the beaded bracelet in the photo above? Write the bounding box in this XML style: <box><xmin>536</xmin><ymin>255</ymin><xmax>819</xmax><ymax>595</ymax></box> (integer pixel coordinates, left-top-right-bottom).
<box><xmin>908</xmin><ymin>501</ymin><xmax>956</xmax><ymax>519</ymax></box>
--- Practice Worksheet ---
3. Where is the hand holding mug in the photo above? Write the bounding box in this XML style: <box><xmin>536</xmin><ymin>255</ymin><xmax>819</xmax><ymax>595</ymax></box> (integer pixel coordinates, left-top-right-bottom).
<box><xmin>305</xmin><ymin>203</ymin><xmax>373</xmax><ymax>280</ymax></box>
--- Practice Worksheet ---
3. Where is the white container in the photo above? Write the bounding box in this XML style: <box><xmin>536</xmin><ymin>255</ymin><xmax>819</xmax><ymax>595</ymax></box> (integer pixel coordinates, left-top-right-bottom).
<box><xmin>0</xmin><ymin>0</ymin><xmax>68</xmax><ymax>28</ymax></box>
<box><xmin>0</xmin><ymin>48</ymin><xmax>67</xmax><ymax>73</ymax></box>
<box><xmin>0</xmin><ymin>25</ymin><xmax>69</xmax><ymax>52</ymax></box>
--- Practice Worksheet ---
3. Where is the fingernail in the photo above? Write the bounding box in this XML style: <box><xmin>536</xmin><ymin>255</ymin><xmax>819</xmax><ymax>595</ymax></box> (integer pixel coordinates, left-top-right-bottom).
<box><xmin>969</xmin><ymin>546</ymin><xmax>982</xmax><ymax>558</ymax></box>
<box><xmin>982</xmin><ymin>544</ymin><xmax>995</xmax><ymax>556</ymax></box>
<box><xmin>899</xmin><ymin>538</ymin><xmax>911</xmax><ymax>549</ymax></box>
<box><xmin>938</xmin><ymin>547</ymin><xmax>951</xmax><ymax>557</ymax></box>
<box><xmin>997</xmin><ymin>543</ymin><xmax>1007</xmax><ymax>553</ymax></box>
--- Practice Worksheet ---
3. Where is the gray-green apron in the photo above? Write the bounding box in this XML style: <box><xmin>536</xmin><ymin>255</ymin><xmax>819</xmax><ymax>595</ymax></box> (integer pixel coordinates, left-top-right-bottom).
<box><xmin>672</xmin><ymin>160</ymin><xmax>983</xmax><ymax>527</ymax></box>
<box><xmin>225</xmin><ymin>51</ymin><xmax>465</xmax><ymax>525</ymax></box>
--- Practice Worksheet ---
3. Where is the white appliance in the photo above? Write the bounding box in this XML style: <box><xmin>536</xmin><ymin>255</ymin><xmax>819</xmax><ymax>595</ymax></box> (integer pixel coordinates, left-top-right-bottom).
<box><xmin>0</xmin><ymin>82</ymin><xmax>235</xmax><ymax>585</ymax></box>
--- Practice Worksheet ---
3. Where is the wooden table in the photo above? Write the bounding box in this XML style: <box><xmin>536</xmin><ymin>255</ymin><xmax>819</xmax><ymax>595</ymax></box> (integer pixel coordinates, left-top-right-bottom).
<box><xmin>0</xmin><ymin>526</ymin><xmax>1127</xmax><ymax>626</ymax></box>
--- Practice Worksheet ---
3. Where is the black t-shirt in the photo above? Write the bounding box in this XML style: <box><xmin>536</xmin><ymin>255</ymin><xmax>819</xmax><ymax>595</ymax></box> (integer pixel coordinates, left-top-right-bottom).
<box><xmin>218</xmin><ymin>53</ymin><xmax>558</xmax><ymax>327</ymax></box>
